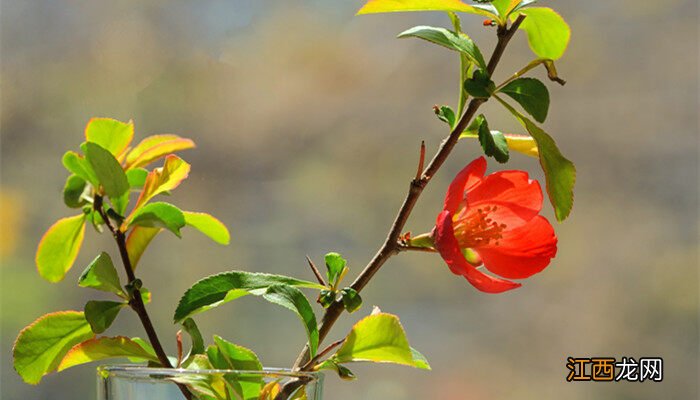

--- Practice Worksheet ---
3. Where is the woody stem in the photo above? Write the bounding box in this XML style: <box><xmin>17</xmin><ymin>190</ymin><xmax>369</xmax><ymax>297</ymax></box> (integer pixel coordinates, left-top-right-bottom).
<box><xmin>275</xmin><ymin>14</ymin><xmax>526</xmax><ymax>400</ymax></box>
<box><xmin>93</xmin><ymin>195</ymin><xmax>192</xmax><ymax>400</ymax></box>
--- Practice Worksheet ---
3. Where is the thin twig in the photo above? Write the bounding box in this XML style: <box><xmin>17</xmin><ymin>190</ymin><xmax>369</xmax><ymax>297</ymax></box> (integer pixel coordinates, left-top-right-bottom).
<box><xmin>306</xmin><ymin>255</ymin><xmax>327</xmax><ymax>287</ymax></box>
<box><xmin>415</xmin><ymin>141</ymin><xmax>426</xmax><ymax>181</ymax></box>
<box><xmin>397</xmin><ymin>244</ymin><xmax>437</xmax><ymax>253</ymax></box>
<box><xmin>301</xmin><ymin>338</ymin><xmax>345</xmax><ymax>371</ymax></box>
<box><xmin>276</xmin><ymin>15</ymin><xmax>527</xmax><ymax>400</ymax></box>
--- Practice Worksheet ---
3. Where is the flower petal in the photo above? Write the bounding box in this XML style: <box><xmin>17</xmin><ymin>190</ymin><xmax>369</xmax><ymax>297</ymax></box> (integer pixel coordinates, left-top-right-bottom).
<box><xmin>443</xmin><ymin>157</ymin><xmax>486</xmax><ymax>214</ymax></box>
<box><xmin>466</xmin><ymin>170</ymin><xmax>543</xmax><ymax>228</ymax></box>
<box><xmin>433</xmin><ymin>211</ymin><xmax>521</xmax><ymax>294</ymax></box>
<box><xmin>476</xmin><ymin>216</ymin><xmax>557</xmax><ymax>279</ymax></box>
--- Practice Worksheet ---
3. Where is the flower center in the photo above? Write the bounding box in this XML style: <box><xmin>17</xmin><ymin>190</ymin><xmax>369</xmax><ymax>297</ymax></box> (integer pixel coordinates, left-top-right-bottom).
<box><xmin>453</xmin><ymin>205</ymin><xmax>507</xmax><ymax>248</ymax></box>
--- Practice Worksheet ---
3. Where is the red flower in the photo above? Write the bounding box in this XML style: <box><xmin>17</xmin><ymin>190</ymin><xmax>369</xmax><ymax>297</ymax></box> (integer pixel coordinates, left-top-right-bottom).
<box><xmin>431</xmin><ymin>157</ymin><xmax>557</xmax><ymax>293</ymax></box>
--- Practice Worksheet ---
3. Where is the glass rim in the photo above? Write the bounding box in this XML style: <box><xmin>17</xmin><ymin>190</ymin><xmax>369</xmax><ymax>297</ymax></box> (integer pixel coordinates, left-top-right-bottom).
<box><xmin>97</xmin><ymin>364</ymin><xmax>322</xmax><ymax>380</ymax></box>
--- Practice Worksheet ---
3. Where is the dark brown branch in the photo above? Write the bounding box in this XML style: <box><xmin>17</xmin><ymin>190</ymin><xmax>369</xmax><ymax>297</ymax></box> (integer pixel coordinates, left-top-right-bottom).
<box><xmin>301</xmin><ymin>338</ymin><xmax>345</xmax><ymax>371</ymax></box>
<box><xmin>94</xmin><ymin>195</ymin><xmax>192</xmax><ymax>400</ymax></box>
<box><xmin>276</xmin><ymin>16</ymin><xmax>527</xmax><ymax>400</ymax></box>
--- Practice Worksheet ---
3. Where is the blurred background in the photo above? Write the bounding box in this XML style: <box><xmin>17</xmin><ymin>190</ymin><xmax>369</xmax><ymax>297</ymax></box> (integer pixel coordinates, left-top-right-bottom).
<box><xmin>1</xmin><ymin>1</ymin><xmax>697</xmax><ymax>399</ymax></box>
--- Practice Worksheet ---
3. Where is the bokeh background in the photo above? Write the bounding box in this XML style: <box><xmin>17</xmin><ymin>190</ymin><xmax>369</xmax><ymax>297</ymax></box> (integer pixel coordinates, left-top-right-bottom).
<box><xmin>1</xmin><ymin>1</ymin><xmax>698</xmax><ymax>399</ymax></box>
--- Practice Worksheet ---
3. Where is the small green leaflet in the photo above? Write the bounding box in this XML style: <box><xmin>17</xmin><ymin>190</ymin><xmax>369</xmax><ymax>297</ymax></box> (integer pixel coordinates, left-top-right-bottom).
<box><xmin>340</xmin><ymin>288</ymin><xmax>362</xmax><ymax>313</ymax></box>
<box><xmin>398</xmin><ymin>26</ymin><xmax>487</xmax><ymax>70</ymax></box>
<box><xmin>181</xmin><ymin>318</ymin><xmax>205</xmax><ymax>357</ymax></box>
<box><xmin>63</xmin><ymin>175</ymin><xmax>88</xmax><ymax>208</ymax></box>
<box><xmin>262</xmin><ymin>284</ymin><xmax>319</xmax><ymax>358</ymax></box>
<box><xmin>36</xmin><ymin>214</ymin><xmax>87</xmax><ymax>283</ymax></box>
<box><xmin>434</xmin><ymin>105</ymin><xmax>456</xmax><ymax>128</ymax></box>
<box><xmin>331</xmin><ymin>312</ymin><xmax>430</xmax><ymax>370</ymax></box>
<box><xmin>496</xmin><ymin>95</ymin><xmax>576</xmax><ymax>221</ymax></box>
<box><xmin>13</xmin><ymin>311</ymin><xmax>94</xmax><ymax>384</ymax></box>
<box><xmin>324</xmin><ymin>252</ymin><xmax>347</xmax><ymax>288</ymax></box>
<box><xmin>499</xmin><ymin>77</ymin><xmax>550</xmax><ymax>123</ymax></box>
<box><xmin>128</xmin><ymin>202</ymin><xmax>186</xmax><ymax>237</ymax></box>
<box><xmin>78</xmin><ymin>252</ymin><xmax>126</xmax><ymax>298</ymax></box>
<box><xmin>84</xmin><ymin>142</ymin><xmax>130</xmax><ymax>198</ymax></box>
<box><xmin>513</xmin><ymin>7</ymin><xmax>571</xmax><ymax>61</ymax></box>
<box><xmin>84</xmin><ymin>301</ymin><xmax>125</xmax><ymax>334</ymax></box>
<box><xmin>62</xmin><ymin>151</ymin><xmax>99</xmax><ymax>187</ymax></box>
<box><xmin>57</xmin><ymin>336</ymin><xmax>159</xmax><ymax>372</ymax></box>
<box><xmin>464</xmin><ymin>69</ymin><xmax>495</xmax><ymax>99</ymax></box>
<box><xmin>174</xmin><ymin>271</ymin><xmax>325</xmax><ymax>322</ymax></box>
<box><xmin>474</xmin><ymin>114</ymin><xmax>509</xmax><ymax>163</ymax></box>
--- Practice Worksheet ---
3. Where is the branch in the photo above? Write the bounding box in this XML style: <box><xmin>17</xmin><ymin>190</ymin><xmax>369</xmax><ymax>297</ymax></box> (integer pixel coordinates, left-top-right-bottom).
<box><xmin>94</xmin><ymin>196</ymin><xmax>192</xmax><ymax>400</ymax></box>
<box><xmin>277</xmin><ymin>15</ymin><xmax>527</xmax><ymax>400</ymax></box>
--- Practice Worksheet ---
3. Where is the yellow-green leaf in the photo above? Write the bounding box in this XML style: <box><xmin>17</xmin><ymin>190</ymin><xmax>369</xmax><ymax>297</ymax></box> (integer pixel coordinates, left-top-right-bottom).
<box><xmin>512</xmin><ymin>7</ymin><xmax>571</xmax><ymax>61</ymax></box>
<box><xmin>125</xmin><ymin>134</ymin><xmax>196</xmax><ymax>169</ymax></box>
<box><xmin>13</xmin><ymin>311</ymin><xmax>94</xmax><ymax>384</ymax></box>
<box><xmin>57</xmin><ymin>336</ymin><xmax>159</xmax><ymax>372</ymax></box>
<box><xmin>84</xmin><ymin>301</ymin><xmax>125</xmax><ymax>334</ymax></box>
<box><xmin>357</xmin><ymin>0</ymin><xmax>491</xmax><ymax>16</ymax></box>
<box><xmin>184</xmin><ymin>211</ymin><xmax>230</xmax><ymax>245</ymax></box>
<box><xmin>78</xmin><ymin>252</ymin><xmax>126</xmax><ymax>298</ymax></box>
<box><xmin>130</xmin><ymin>155</ymin><xmax>190</xmax><ymax>214</ymax></box>
<box><xmin>333</xmin><ymin>312</ymin><xmax>430</xmax><ymax>370</ymax></box>
<box><xmin>36</xmin><ymin>214</ymin><xmax>87</xmax><ymax>282</ymax></box>
<box><xmin>125</xmin><ymin>226</ymin><xmax>162</xmax><ymax>269</ymax></box>
<box><xmin>496</xmin><ymin>96</ymin><xmax>576</xmax><ymax>221</ymax></box>
<box><xmin>84</xmin><ymin>118</ymin><xmax>134</xmax><ymax>157</ymax></box>
<box><xmin>128</xmin><ymin>202</ymin><xmax>186</xmax><ymax>237</ymax></box>
<box><xmin>84</xmin><ymin>142</ymin><xmax>130</xmax><ymax>198</ymax></box>
<box><xmin>62</xmin><ymin>151</ymin><xmax>99</xmax><ymax>187</ymax></box>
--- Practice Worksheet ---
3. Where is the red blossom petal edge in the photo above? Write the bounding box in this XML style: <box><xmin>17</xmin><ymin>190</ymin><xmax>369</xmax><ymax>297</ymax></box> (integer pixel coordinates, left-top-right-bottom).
<box><xmin>433</xmin><ymin>211</ymin><xmax>521</xmax><ymax>294</ymax></box>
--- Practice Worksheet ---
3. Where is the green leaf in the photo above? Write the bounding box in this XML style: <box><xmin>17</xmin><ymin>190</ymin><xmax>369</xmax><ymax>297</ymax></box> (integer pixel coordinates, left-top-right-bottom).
<box><xmin>332</xmin><ymin>312</ymin><xmax>430</xmax><ymax>370</ymax></box>
<box><xmin>262</xmin><ymin>284</ymin><xmax>319</xmax><ymax>358</ymax></box>
<box><xmin>63</xmin><ymin>175</ymin><xmax>88</xmax><ymax>208</ymax></box>
<box><xmin>464</xmin><ymin>70</ymin><xmax>495</xmax><ymax>99</ymax></box>
<box><xmin>128</xmin><ymin>202</ymin><xmax>186</xmax><ymax>237</ymax></box>
<box><xmin>126</xmin><ymin>168</ymin><xmax>148</xmax><ymax>189</ymax></box>
<box><xmin>340</xmin><ymin>288</ymin><xmax>362</xmax><ymax>313</ymax></box>
<box><xmin>207</xmin><ymin>337</ymin><xmax>263</xmax><ymax>400</ymax></box>
<box><xmin>356</xmin><ymin>0</ymin><xmax>493</xmax><ymax>17</ymax></box>
<box><xmin>84</xmin><ymin>301</ymin><xmax>125</xmax><ymax>334</ymax></box>
<box><xmin>434</xmin><ymin>105</ymin><xmax>456</xmax><ymax>128</ymax></box>
<box><xmin>36</xmin><ymin>214</ymin><xmax>87</xmax><ymax>282</ymax></box>
<box><xmin>211</xmin><ymin>336</ymin><xmax>263</xmax><ymax>371</ymax></box>
<box><xmin>398</xmin><ymin>26</ymin><xmax>486</xmax><ymax>69</ymax></box>
<box><xmin>513</xmin><ymin>7</ymin><xmax>571</xmax><ymax>60</ymax></box>
<box><xmin>62</xmin><ymin>151</ymin><xmax>99</xmax><ymax>187</ymax></box>
<box><xmin>57</xmin><ymin>336</ymin><xmax>159</xmax><ymax>372</ymax></box>
<box><xmin>125</xmin><ymin>226</ymin><xmax>162</xmax><ymax>269</ymax></box>
<box><xmin>84</xmin><ymin>118</ymin><xmax>134</xmax><ymax>157</ymax></box>
<box><xmin>499</xmin><ymin>77</ymin><xmax>550</xmax><ymax>123</ymax></box>
<box><xmin>475</xmin><ymin>114</ymin><xmax>509</xmax><ymax>163</ymax></box>
<box><xmin>496</xmin><ymin>96</ymin><xmax>576</xmax><ymax>221</ymax></box>
<box><xmin>13</xmin><ymin>311</ymin><xmax>94</xmax><ymax>384</ymax></box>
<box><xmin>317</xmin><ymin>290</ymin><xmax>335</xmax><ymax>309</ymax></box>
<box><xmin>174</xmin><ymin>271</ymin><xmax>325</xmax><ymax>322</ymax></box>
<box><xmin>78</xmin><ymin>252</ymin><xmax>125</xmax><ymax>298</ymax></box>
<box><xmin>84</xmin><ymin>142</ymin><xmax>130</xmax><ymax>198</ymax></box>
<box><xmin>184</xmin><ymin>211</ymin><xmax>230</xmax><ymax>245</ymax></box>
<box><xmin>181</xmin><ymin>318</ymin><xmax>205</xmax><ymax>358</ymax></box>
<box><xmin>324</xmin><ymin>252</ymin><xmax>347</xmax><ymax>287</ymax></box>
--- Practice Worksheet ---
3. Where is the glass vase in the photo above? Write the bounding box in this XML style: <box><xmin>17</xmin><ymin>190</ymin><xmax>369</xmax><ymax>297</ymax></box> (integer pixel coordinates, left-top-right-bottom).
<box><xmin>97</xmin><ymin>365</ymin><xmax>323</xmax><ymax>400</ymax></box>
